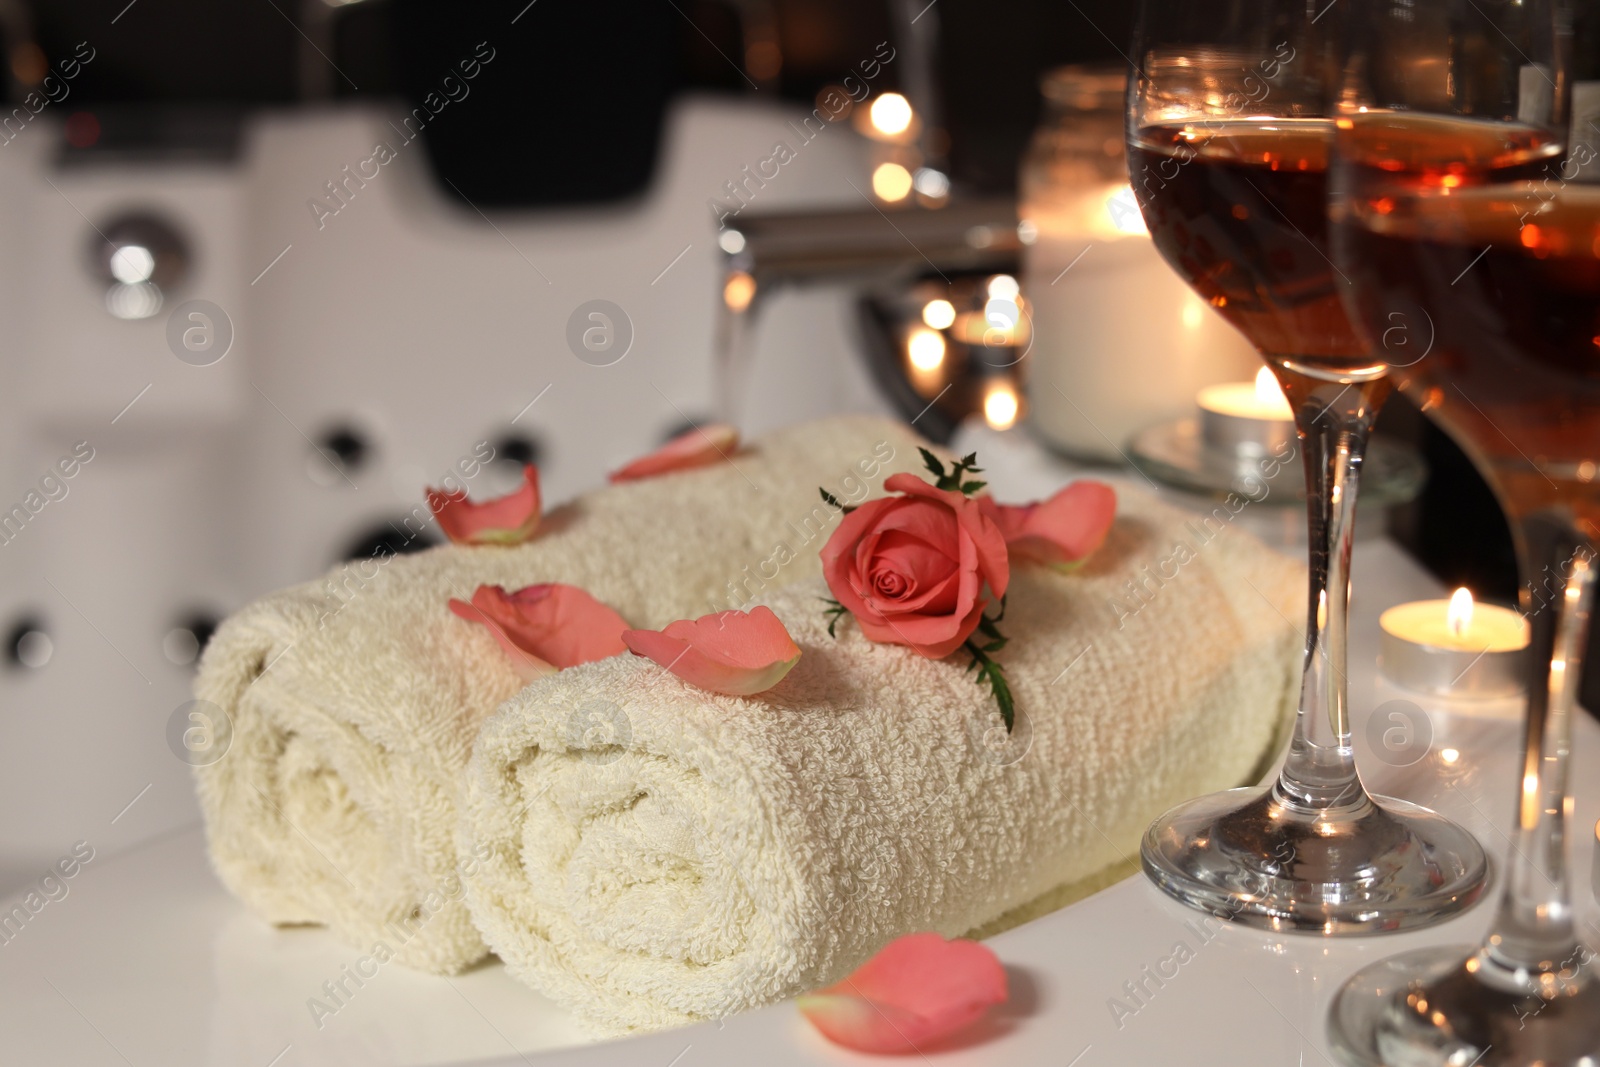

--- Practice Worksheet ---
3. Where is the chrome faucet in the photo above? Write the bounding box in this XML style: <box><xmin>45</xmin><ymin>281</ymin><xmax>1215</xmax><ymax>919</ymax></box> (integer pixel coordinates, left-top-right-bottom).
<box><xmin>713</xmin><ymin>196</ymin><xmax>1022</xmax><ymax>433</ymax></box>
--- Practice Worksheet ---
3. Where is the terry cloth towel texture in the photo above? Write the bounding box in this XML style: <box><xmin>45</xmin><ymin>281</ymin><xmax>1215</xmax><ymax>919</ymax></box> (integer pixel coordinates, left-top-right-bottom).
<box><xmin>458</xmin><ymin>481</ymin><xmax>1306</xmax><ymax>1033</ymax></box>
<box><xmin>192</xmin><ymin>416</ymin><xmax>929</xmax><ymax>974</ymax></box>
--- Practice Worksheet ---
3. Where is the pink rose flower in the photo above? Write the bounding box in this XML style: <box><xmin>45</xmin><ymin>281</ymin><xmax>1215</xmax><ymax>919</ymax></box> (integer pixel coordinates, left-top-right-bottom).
<box><xmin>449</xmin><ymin>583</ymin><xmax>628</xmax><ymax>681</ymax></box>
<box><xmin>980</xmin><ymin>479</ymin><xmax>1116</xmax><ymax>572</ymax></box>
<box><xmin>821</xmin><ymin>472</ymin><xmax>1010</xmax><ymax>660</ymax></box>
<box><xmin>426</xmin><ymin>465</ymin><xmax>541</xmax><ymax>545</ymax></box>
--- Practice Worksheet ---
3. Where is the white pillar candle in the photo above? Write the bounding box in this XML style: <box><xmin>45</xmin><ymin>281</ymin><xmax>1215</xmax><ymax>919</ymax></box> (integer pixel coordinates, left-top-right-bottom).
<box><xmin>1023</xmin><ymin>183</ymin><xmax>1259</xmax><ymax>462</ymax></box>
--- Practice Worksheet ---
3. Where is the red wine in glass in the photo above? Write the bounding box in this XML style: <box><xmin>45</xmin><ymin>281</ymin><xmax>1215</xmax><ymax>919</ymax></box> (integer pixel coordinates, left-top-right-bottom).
<box><xmin>1129</xmin><ymin>118</ymin><xmax>1381</xmax><ymax>375</ymax></box>
<box><xmin>1335</xmin><ymin>114</ymin><xmax>1592</xmax><ymax>533</ymax></box>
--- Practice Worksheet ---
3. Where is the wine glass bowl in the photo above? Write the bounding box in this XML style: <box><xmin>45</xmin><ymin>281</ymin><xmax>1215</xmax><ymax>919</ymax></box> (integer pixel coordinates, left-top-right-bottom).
<box><xmin>1128</xmin><ymin>115</ymin><xmax>1385</xmax><ymax>378</ymax></box>
<box><xmin>1334</xmin><ymin>115</ymin><xmax>1598</xmax><ymax>531</ymax></box>
<box><xmin>1127</xmin><ymin>1</ymin><xmax>1488</xmax><ymax>934</ymax></box>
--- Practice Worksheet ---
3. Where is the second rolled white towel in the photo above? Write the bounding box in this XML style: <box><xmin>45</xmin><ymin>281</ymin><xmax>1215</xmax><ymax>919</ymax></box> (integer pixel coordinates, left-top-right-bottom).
<box><xmin>458</xmin><ymin>482</ymin><xmax>1304</xmax><ymax>1033</ymax></box>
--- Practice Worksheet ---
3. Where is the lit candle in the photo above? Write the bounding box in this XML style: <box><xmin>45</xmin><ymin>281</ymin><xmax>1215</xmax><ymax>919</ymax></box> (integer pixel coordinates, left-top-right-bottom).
<box><xmin>905</xmin><ymin>327</ymin><xmax>946</xmax><ymax>396</ymax></box>
<box><xmin>1379</xmin><ymin>587</ymin><xmax>1530</xmax><ymax>697</ymax></box>
<box><xmin>983</xmin><ymin>380</ymin><xmax>1021</xmax><ymax>431</ymax></box>
<box><xmin>1196</xmin><ymin>367</ymin><xmax>1296</xmax><ymax>455</ymax></box>
<box><xmin>1023</xmin><ymin>181</ymin><xmax>1260</xmax><ymax>463</ymax></box>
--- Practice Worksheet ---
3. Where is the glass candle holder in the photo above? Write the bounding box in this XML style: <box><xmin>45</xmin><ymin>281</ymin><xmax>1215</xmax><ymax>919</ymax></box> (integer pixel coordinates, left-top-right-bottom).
<box><xmin>1019</xmin><ymin>64</ymin><xmax>1258</xmax><ymax>463</ymax></box>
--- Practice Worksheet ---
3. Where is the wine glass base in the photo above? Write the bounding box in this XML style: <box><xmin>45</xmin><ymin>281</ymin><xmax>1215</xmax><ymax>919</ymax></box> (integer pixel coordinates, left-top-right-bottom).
<box><xmin>1328</xmin><ymin>945</ymin><xmax>1600</xmax><ymax>1067</ymax></box>
<box><xmin>1140</xmin><ymin>787</ymin><xmax>1488</xmax><ymax>935</ymax></box>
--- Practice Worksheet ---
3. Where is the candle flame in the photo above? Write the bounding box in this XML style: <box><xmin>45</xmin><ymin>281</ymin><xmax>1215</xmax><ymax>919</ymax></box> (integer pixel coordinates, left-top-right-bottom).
<box><xmin>1104</xmin><ymin>185</ymin><xmax>1149</xmax><ymax>235</ymax></box>
<box><xmin>869</xmin><ymin>93</ymin><xmax>913</xmax><ymax>137</ymax></box>
<box><xmin>922</xmin><ymin>298</ymin><xmax>956</xmax><ymax>330</ymax></box>
<box><xmin>723</xmin><ymin>271</ymin><xmax>756</xmax><ymax>312</ymax></box>
<box><xmin>1448</xmin><ymin>587</ymin><xmax>1474</xmax><ymax>638</ymax></box>
<box><xmin>872</xmin><ymin>162</ymin><xmax>913</xmax><ymax>202</ymax></box>
<box><xmin>1255</xmin><ymin>367</ymin><xmax>1288</xmax><ymax>408</ymax></box>
<box><xmin>983</xmin><ymin>381</ymin><xmax>1020</xmax><ymax>431</ymax></box>
<box><xmin>987</xmin><ymin>274</ymin><xmax>1021</xmax><ymax>300</ymax></box>
<box><xmin>907</xmin><ymin>327</ymin><xmax>945</xmax><ymax>371</ymax></box>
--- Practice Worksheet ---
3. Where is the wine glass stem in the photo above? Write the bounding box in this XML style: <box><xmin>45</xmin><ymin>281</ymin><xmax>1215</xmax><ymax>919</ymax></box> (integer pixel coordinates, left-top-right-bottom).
<box><xmin>1275</xmin><ymin>374</ymin><xmax>1387</xmax><ymax>812</ymax></box>
<box><xmin>1483</xmin><ymin>511</ymin><xmax>1595</xmax><ymax>977</ymax></box>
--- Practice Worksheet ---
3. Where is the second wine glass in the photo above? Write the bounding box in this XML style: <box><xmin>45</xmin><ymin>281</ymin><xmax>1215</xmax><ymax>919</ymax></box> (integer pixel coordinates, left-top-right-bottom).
<box><xmin>1325</xmin><ymin>0</ymin><xmax>1600</xmax><ymax>1060</ymax></box>
<box><xmin>1126</xmin><ymin>0</ymin><xmax>1488</xmax><ymax>933</ymax></box>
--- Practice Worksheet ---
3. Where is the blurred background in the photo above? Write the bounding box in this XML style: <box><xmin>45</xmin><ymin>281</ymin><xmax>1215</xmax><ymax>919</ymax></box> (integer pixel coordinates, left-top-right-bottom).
<box><xmin>0</xmin><ymin>0</ymin><xmax>1526</xmax><ymax>893</ymax></box>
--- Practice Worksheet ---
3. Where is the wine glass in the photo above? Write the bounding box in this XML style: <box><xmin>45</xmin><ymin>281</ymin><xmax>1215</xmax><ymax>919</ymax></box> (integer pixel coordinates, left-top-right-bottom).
<box><xmin>1325</xmin><ymin>0</ymin><xmax>1600</xmax><ymax>1061</ymax></box>
<box><xmin>1127</xmin><ymin>0</ymin><xmax>1489</xmax><ymax>932</ymax></box>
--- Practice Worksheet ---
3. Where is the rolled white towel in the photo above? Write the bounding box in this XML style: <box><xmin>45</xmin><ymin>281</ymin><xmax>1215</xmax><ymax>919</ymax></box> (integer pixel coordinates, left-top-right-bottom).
<box><xmin>458</xmin><ymin>482</ymin><xmax>1305</xmax><ymax>1033</ymax></box>
<box><xmin>193</xmin><ymin>416</ymin><xmax>928</xmax><ymax>974</ymax></box>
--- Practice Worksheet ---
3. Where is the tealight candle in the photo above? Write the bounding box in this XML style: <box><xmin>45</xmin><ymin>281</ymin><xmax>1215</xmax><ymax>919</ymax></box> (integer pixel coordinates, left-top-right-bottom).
<box><xmin>1379</xmin><ymin>587</ymin><xmax>1529</xmax><ymax>697</ymax></box>
<box><xmin>1197</xmin><ymin>367</ymin><xmax>1296</xmax><ymax>455</ymax></box>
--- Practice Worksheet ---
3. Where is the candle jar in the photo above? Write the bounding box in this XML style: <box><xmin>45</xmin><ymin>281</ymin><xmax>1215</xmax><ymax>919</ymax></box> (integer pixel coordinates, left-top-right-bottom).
<box><xmin>1019</xmin><ymin>65</ymin><xmax>1258</xmax><ymax>463</ymax></box>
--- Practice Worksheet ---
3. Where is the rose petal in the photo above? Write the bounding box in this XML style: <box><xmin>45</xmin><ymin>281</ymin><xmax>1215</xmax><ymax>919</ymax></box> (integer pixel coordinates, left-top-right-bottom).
<box><xmin>983</xmin><ymin>480</ymin><xmax>1116</xmax><ymax>571</ymax></box>
<box><xmin>883</xmin><ymin>474</ymin><xmax>1010</xmax><ymax>601</ymax></box>
<box><xmin>854</xmin><ymin>596</ymin><xmax>986</xmax><ymax>659</ymax></box>
<box><xmin>609</xmin><ymin>424</ymin><xmax>740</xmax><ymax>483</ymax></box>
<box><xmin>622</xmin><ymin>606</ymin><xmax>800</xmax><ymax>696</ymax></box>
<box><xmin>870</xmin><ymin>530</ymin><xmax>960</xmax><ymax>613</ymax></box>
<box><xmin>868</xmin><ymin>496</ymin><xmax>961</xmax><ymax>549</ymax></box>
<box><xmin>449</xmin><ymin>597</ymin><xmax>559</xmax><ymax>683</ymax></box>
<box><xmin>823</xmin><ymin>497</ymin><xmax>904</xmax><ymax>617</ymax></box>
<box><xmin>797</xmin><ymin>933</ymin><xmax>1008</xmax><ymax>1053</ymax></box>
<box><xmin>449</xmin><ymin>583</ymin><xmax>627</xmax><ymax>681</ymax></box>
<box><xmin>427</xmin><ymin>465</ymin><xmax>542</xmax><ymax>545</ymax></box>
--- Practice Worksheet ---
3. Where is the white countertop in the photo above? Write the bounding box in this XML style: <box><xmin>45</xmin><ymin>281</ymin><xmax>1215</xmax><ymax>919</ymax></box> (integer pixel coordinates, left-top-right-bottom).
<box><xmin>4</xmin><ymin>438</ymin><xmax>1595</xmax><ymax>1067</ymax></box>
